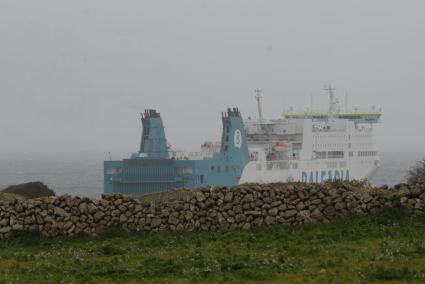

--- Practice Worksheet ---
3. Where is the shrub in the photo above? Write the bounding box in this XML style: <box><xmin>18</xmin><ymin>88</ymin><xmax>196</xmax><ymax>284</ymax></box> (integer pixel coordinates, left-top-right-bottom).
<box><xmin>1</xmin><ymin>182</ymin><xmax>55</xmax><ymax>199</ymax></box>
<box><xmin>407</xmin><ymin>160</ymin><xmax>425</xmax><ymax>185</ymax></box>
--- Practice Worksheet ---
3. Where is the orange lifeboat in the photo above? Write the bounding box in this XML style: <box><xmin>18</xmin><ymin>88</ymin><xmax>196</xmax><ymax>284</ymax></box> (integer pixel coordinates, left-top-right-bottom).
<box><xmin>273</xmin><ymin>141</ymin><xmax>292</xmax><ymax>151</ymax></box>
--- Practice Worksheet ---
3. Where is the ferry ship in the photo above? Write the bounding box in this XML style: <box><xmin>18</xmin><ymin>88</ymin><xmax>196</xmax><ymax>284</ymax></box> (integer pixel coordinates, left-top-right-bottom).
<box><xmin>104</xmin><ymin>87</ymin><xmax>381</xmax><ymax>195</ymax></box>
<box><xmin>242</xmin><ymin>87</ymin><xmax>381</xmax><ymax>184</ymax></box>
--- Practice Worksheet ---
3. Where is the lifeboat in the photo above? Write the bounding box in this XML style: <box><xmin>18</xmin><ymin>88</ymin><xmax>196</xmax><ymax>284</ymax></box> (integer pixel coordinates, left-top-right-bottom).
<box><xmin>201</xmin><ymin>141</ymin><xmax>220</xmax><ymax>151</ymax></box>
<box><xmin>273</xmin><ymin>141</ymin><xmax>292</xmax><ymax>152</ymax></box>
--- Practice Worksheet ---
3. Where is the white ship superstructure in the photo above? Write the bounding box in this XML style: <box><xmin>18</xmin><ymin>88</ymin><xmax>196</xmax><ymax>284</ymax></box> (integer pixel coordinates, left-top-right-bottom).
<box><xmin>239</xmin><ymin>87</ymin><xmax>382</xmax><ymax>183</ymax></box>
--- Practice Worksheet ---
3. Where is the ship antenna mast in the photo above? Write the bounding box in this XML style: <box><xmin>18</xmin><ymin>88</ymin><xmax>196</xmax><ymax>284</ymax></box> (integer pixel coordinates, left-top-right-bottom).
<box><xmin>255</xmin><ymin>88</ymin><xmax>263</xmax><ymax>122</ymax></box>
<box><xmin>324</xmin><ymin>85</ymin><xmax>337</xmax><ymax>114</ymax></box>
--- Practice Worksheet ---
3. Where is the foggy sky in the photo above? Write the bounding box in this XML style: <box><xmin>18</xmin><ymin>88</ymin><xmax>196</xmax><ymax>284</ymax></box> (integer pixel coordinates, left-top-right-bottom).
<box><xmin>0</xmin><ymin>0</ymin><xmax>424</xmax><ymax>158</ymax></box>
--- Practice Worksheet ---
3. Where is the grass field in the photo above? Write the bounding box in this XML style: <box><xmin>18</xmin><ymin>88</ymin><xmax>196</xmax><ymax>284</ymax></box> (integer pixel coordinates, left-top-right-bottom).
<box><xmin>1</xmin><ymin>209</ymin><xmax>425</xmax><ymax>283</ymax></box>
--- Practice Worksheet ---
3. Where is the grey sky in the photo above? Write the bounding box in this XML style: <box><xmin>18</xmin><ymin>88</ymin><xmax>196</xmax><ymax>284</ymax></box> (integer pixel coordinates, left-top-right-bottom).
<box><xmin>0</xmin><ymin>0</ymin><xmax>424</xmax><ymax>157</ymax></box>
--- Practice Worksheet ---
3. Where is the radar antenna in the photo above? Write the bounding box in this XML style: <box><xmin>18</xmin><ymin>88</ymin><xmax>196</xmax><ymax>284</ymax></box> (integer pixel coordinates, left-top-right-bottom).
<box><xmin>255</xmin><ymin>88</ymin><xmax>263</xmax><ymax>122</ymax></box>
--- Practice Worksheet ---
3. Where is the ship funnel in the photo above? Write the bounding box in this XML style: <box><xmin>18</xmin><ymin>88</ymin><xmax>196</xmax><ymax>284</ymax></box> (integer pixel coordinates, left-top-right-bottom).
<box><xmin>139</xmin><ymin>109</ymin><xmax>169</xmax><ymax>159</ymax></box>
<box><xmin>219</xmin><ymin>107</ymin><xmax>249</xmax><ymax>165</ymax></box>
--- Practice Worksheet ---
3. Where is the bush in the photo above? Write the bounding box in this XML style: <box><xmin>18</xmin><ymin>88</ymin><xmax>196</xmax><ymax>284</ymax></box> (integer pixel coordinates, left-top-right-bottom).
<box><xmin>0</xmin><ymin>192</ymin><xmax>23</xmax><ymax>201</ymax></box>
<box><xmin>408</xmin><ymin>160</ymin><xmax>425</xmax><ymax>185</ymax></box>
<box><xmin>1</xmin><ymin>182</ymin><xmax>55</xmax><ymax>199</ymax></box>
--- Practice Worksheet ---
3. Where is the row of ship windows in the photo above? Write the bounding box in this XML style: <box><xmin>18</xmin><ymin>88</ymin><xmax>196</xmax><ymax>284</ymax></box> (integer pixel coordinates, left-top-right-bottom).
<box><xmin>356</xmin><ymin>133</ymin><xmax>372</xmax><ymax>137</ymax></box>
<box><xmin>210</xmin><ymin>165</ymin><xmax>240</xmax><ymax>173</ymax></box>
<box><xmin>358</xmin><ymin>151</ymin><xmax>378</xmax><ymax>157</ymax></box>
<box><xmin>256</xmin><ymin>162</ymin><xmax>299</xmax><ymax>171</ymax></box>
<box><xmin>255</xmin><ymin>158</ymin><xmax>372</xmax><ymax>172</ymax></box>
<box><xmin>315</xmin><ymin>151</ymin><xmax>378</xmax><ymax>159</ymax></box>
<box><xmin>326</xmin><ymin>161</ymin><xmax>347</xmax><ymax>168</ymax></box>
<box><xmin>176</xmin><ymin>165</ymin><xmax>242</xmax><ymax>175</ymax></box>
<box><xmin>315</xmin><ymin>151</ymin><xmax>344</xmax><ymax>159</ymax></box>
<box><xmin>315</xmin><ymin>143</ymin><xmax>346</xmax><ymax>148</ymax></box>
<box><xmin>314</xmin><ymin>134</ymin><xmax>347</xmax><ymax>139</ymax></box>
<box><xmin>122</xmin><ymin>167</ymin><xmax>175</xmax><ymax>178</ymax></box>
<box><xmin>314</xmin><ymin>142</ymin><xmax>373</xmax><ymax>148</ymax></box>
<box><xmin>313</xmin><ymin>133</ymin><xmax>372</xmax><ymax>140</ymax></box>
<box><xmin>257</xmin><ymin>160</ymin><xmax>350</xmax><ymax>171</ymax></box>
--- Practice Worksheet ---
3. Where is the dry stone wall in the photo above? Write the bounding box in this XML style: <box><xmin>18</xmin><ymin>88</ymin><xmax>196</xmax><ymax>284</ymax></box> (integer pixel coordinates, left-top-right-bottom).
<box><xmin>1</xmin><ymin>182</ymin><xmax>425</xmax><ymax>239</ymax></box>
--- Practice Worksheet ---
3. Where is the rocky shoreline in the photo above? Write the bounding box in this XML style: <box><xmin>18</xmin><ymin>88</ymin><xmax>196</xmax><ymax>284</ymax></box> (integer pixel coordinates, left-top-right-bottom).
<box><xmin>1</xmin><ymin>182</ymin><xmax>424</xmax><ymax>239</ymax></box>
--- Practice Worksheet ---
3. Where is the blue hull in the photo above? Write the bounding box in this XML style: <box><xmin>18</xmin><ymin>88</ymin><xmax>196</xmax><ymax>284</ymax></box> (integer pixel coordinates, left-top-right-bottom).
<box><xmin>104</xmin><ymin>108</ymin><xmax>249</xmax><ymax>196</ymax></box>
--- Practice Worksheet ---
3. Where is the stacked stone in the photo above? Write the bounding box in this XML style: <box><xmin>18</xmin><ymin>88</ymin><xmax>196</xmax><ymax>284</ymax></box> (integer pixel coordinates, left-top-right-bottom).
<box><xmin>0</xmin><ymin>182</ymin><xmax>425</xmax><ymax>239</ymax></box>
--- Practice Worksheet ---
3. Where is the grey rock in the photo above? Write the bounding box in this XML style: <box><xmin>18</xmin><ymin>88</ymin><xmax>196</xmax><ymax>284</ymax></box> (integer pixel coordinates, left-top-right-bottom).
<box><xmin>195</xmin><ymin>192</ymin><xmax>206</xmax><ymax>202</ymax></box>
<box><xmin>265</xmin><ymin>216</ymin><xmax>275</xmax><ymax>225</ymax></box>
<box><xmin>296</xmin><ymin>202</ymin><xmax>305</xmax><ymax>210</ymax></box>
<box><xmin>224</xmin><ymin>192</ymin><xmax>233</xmax><ymax>202</ymax></box>
<box><xmin>245</xmin><ymin>211</ymin><xmax>262</xmax><ymax>216</ymax></box>
<box><xmin>94</xmin><ymin>211</ymin><xmax>105</xmax><ymax>221</ymax></box>
<box><xmin>268</xmin><ymin>207</ymin><xmax>278</xmax><ymax>216</ymax></box>
<box><xmin>12</xmin><ymin>223</ymin><xmax>23</xmax><ymax>231</ymax></box>
<box><xmin>168</xmin><ymin>215</ymin><xmax>179</xmax><ymax>225</ymax></box>
<box><xmin>87</xmin><ymin>203</ymin><xmax>98</xmax><ymax>214</ymax></box>
<box><xmin>119</xmin><ymin>214</ymin><xmax>128</xmax><ymax>223</ymax></box>
<box><xmin>54</xmin><ymin>207</ymin><xmax>69</xmax><ymax>217</ymax></box>
<box><xmin>78</xmin><ymin>202</ymin><xmax>88</xmax><ymax>214</ymax></box>
<box><xmin>335</xmin><ymin>202</ymin><xmax>345</xmax><ymax>210</ymax></box>
<box><xmin>284</xmin><ymin>210</ymin><xmax>297</xmax><ymax>218</ymax></box>
<box><xmin>0</xmin><ymin>226</ymin><xmax>11</xmax><ymax>234</ymax></box>
<box><xmin>235</xmin><ymin>214</ymin><xmax>246</xmax><ymax>223</ymax></box>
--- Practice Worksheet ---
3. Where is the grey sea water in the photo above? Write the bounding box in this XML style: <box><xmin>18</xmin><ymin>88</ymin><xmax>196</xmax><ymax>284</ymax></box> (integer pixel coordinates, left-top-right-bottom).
<box><xmin>0</xmin><ymin>150</ymin><xmax>422</xmax><ymax>199</ymax></box>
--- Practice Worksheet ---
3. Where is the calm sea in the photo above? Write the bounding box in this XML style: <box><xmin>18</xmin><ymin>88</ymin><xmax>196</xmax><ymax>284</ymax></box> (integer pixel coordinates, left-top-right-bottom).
<box><xmin>0</xmin><ymin>150</ymin><xmax>422</xmax><ymax>199</ymax></box>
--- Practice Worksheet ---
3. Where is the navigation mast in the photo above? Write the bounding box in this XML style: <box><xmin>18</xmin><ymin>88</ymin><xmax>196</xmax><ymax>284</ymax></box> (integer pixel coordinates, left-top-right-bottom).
<box><xmin>255</xmin><ymin>88</ymin><xmax>263</xmax><ymax>122</ymax></box>
<box><xmin>324</xmin><ymin>85</ymin><xmax>338</xmax><ymax>115</ymax></box>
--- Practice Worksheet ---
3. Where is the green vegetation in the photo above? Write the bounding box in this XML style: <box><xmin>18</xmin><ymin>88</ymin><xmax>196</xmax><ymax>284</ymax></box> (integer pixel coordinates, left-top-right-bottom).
<box><xmin>0</xmin><ymin>192</ymin><xmax>23</xmax><ymax>201</ymax></box>
<box><xmin>1</xmin><ymin>209</ymin><xmax>425</xmax><ymax>283</ymax></box>
<box><xmin>1</xmin><ymin>182</ymin><xmax>55</xmax><ymax>199</ymax></box>
<box><xmin>408</xmin><ymin>159</ymin><xmax>425</xmax><ymax>185</ymax></box>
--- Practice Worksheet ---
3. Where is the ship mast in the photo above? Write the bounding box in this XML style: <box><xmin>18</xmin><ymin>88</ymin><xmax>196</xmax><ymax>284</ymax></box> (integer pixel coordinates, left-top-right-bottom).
<box><xmin>255</xmin><ymin>88</ymin><xmax>263</xmax><ymax>122</ymax></box>
<box><xmin>324</xmin><ymin>85</ymin><xmax>338</xmax><ymax>115</ymax></box>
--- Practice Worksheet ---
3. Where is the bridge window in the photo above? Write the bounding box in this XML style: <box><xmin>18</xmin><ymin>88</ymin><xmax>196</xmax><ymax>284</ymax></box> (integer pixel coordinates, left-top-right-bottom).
<box><xmin>358</xmin><ymin>151</ymin><xmax>377</xmax><ymax>157</ymax></box>
<box><xmin>328</xmin><ymin>151</ymin><xmax>344</xmax><ymax>159</ymax></box>
<box><xmin>106</xmin><ymin>168</ymin><xmax>122</xmax><ymax>175</ymax></box>
<box><xmin>176</xmin><ymin>167</ymin><xmax>193</xmax><ymax>174</ymax></box>
<box><xmin>315</xmin><ymin>151</ymin><xmax>327</xmax><ymax>159</ymax></box>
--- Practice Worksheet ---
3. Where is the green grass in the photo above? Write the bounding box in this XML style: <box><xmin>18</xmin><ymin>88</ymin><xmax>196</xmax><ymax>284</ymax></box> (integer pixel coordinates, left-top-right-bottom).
<box><xmin>2</xmin><ymin>209</ymin><xmax>425</xmax><ymax>283</ymax></box>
